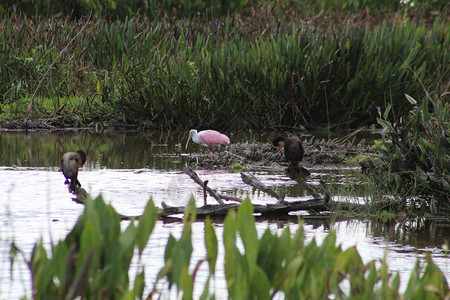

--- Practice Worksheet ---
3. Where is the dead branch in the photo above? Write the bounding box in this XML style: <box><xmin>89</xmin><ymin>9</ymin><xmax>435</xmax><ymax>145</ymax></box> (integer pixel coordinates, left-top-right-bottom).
<box><xmin>285</xmin><ymin>167</ymin><xmax>323</xmax><ymax>199</ymax></box>
<box><xmin>183</xmin><ymin>166</ymin><xmax>225</xmax><ymax>205</ymax></box>
<box><xmin>240</xmin><ymin>172</ymin><xmax>285</xmax><ymax>203</ymax></box>
<box><xmin>183</xmin><ymin>166</ymin><xmax>242</xmax><ymax>203</ymax></box>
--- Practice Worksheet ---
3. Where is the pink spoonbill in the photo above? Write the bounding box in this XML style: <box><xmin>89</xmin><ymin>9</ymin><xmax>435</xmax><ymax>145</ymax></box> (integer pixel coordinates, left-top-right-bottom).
<box><xmin>185</xmin><ymin>129</ymin><xmax>230</xmax><ymax>149</ymax></box>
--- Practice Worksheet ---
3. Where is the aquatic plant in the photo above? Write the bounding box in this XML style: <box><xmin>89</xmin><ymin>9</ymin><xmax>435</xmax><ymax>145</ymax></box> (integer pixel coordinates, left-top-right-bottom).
<box><xmin>28</xmin><ymin>196</ymin><xmax>157</xmax><ymax>299</ymax></box>
<box><xmin>373</xmin><ymin>93</ymin><xmax>449</xmax><ymax>214</ymax></box>
<box><xmin>13</xmin><ymin>195</ymin><xmax>449</xmax><ymax>299</ymax></box>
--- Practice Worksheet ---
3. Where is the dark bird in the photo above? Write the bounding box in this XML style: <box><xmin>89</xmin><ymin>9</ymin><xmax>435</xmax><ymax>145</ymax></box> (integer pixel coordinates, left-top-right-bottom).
<box><xmin>61</xmin><ymin>150</ymin><xmax>87</xmax><ymax>192</ymax></box>
<box><xmin>273</xmin><ymin>136</ymin><xmax>304</xmax><ymax>172</ymax></box>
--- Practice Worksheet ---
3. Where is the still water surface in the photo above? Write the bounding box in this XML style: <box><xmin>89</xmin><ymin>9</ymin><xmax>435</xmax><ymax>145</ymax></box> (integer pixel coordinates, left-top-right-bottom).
<box><xmin>0</xmin><ymin>130</ymin><xmax>448</xmax><ymax>298</ymax></box>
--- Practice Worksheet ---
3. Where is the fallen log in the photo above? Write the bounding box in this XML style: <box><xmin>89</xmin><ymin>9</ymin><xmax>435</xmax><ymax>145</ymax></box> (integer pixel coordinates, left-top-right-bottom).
<box><xmin>71</xmin><ymin>167</ymin><xmax>365</xmax><ymax>220</ymax></box>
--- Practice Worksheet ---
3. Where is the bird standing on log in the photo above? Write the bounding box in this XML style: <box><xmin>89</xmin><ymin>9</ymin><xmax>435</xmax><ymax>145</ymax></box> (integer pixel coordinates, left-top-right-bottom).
<box><xmin>273</xmin><ymin>136</ymin><xmax>304</xmax><ymax>172</ymax></box>
<box><xmin>185</xmin><ymin>129</ymin><xmax>230</xmax><ymax>149</ymax></box>
<box><xmin>61</xmin><ymin>150</ymin><xmax>86</xmax><ymax>192</ymax></box>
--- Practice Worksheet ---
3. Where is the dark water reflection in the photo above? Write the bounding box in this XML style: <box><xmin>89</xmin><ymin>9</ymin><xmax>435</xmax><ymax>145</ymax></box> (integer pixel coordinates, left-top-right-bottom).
<box><xmin>0</xmin><ymin>129</ymin><xmax>379</xmax><ymax>169</ymax></box>
<box><xmin>0</xmin><ymin>130</ymin><xmax>190</xmax><ymax>169</ymax></box>
<box><xmin>368</xmin><ymin>218</ymin><xmax>450</xmax><ymax>249</ymax></box>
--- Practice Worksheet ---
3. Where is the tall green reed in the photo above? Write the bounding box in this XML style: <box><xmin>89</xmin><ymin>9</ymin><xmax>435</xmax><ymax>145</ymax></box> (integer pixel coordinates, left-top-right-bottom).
<box><xmin>0</xmin><ymin>12</ymin><xmax>448</xmax><ymax>129</ymax></box>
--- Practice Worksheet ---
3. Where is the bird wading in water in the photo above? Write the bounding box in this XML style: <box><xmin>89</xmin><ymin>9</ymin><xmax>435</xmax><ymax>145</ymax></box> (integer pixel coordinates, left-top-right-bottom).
<box><xmin>61</xmin><ymin>150</ymin><xmax>86</xmax><ymax>192</ymax></box>
<box><xmin>186</xmin><ymin>129</ymin><xmax>230</xmax><ymax>149</ymax></box>
<box><xmin>273</xmin><ymin>136</ymin><xmax>304</xmax><ymax>172</ymax></box>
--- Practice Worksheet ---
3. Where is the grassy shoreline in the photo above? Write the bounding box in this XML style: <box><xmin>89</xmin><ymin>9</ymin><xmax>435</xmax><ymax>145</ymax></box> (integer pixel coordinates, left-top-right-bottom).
<box><xmin>1</xmin><ymin>7</ymin><xmax>448</xmax><ymax>130</ymax></box>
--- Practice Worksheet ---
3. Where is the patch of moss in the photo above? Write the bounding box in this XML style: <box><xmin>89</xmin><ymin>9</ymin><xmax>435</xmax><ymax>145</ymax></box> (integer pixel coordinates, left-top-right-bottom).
<box><xmin>342</xmin><ymin>153</ymin><xmax>374</xmax><ymax>164</ymax></box>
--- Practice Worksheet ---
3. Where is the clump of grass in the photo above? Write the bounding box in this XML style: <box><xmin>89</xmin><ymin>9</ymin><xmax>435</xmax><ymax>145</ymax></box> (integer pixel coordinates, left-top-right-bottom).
<box><xmin>366</xmin><ymin>93</ymin><xmax>449</xmax><ymax>215</ymax></box>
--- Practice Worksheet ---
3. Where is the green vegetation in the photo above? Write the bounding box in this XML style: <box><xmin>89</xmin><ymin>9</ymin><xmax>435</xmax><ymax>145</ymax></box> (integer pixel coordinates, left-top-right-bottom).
<box><xmin>2</xmin><ymin>0</ymin><xmax>447</xmax><ymax>20</ymax></box>
<box><xmin>1</xmin><ymin>1</ymin><xmax>448</xmax><ymax>129</ymax></box>
<box><xmin>14</xmin><ymin>195</ymin><xmax>449</xmax><ymax>299</ymax></box>
<box><xmin>232</xmin><ymin>162</ymin><xmax>244</xmax><ymax>171</ymax></box>
<box><xmin>365</xmin><ymin>93</ymin><xmax>449</xmax><ymax>214</ymax></box>
<box><xmin>27</xmin><ymin>196</ymin><xmax>157</xmax><ymax>299</ymax></box>
<box><xmin>2</xmin><ymin>1</ymin><xmax>449</xmax><ymax>296</ymax></box>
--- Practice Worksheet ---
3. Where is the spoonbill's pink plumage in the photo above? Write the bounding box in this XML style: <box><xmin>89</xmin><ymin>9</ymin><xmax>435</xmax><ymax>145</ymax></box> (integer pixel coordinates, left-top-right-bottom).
<box><xmin>186</xmin><ymin>129</ymin><xmax>230</xmax><ymax>149</ymax></box>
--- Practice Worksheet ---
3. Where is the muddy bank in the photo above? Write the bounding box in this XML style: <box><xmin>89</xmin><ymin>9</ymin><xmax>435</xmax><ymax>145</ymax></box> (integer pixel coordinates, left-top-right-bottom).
<box><xmin>187</xmin><ymin>136</ymin><xmax>371</xmax><ymax>170</ymax></box>
<box><xmin>0</xmin><ymin>117</ymin><xmax>138</xmax><ymax>132</ymax></box>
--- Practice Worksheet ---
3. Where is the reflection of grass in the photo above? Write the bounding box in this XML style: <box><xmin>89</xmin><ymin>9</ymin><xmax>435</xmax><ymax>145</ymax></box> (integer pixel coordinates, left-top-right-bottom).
<box><xmin>323</xmin><ymin>173</ymin><xmax>376</xmax><ymax>210</ymax></box>
<box><xmin>375</xmin><ymin>210</ymin><xmax>397</xmax><ymax>222</ymax></box>
<box><xmin>0</xmin><ymin>131</ymin><xmax>187</xmax><ymax>169</ymax></box>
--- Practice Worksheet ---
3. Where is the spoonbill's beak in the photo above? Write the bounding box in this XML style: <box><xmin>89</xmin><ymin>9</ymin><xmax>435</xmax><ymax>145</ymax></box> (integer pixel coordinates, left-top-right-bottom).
<box><xmin>185</xmin><ymin>132</ymin><xmax>192</xmax><ymax>150</ymax></box>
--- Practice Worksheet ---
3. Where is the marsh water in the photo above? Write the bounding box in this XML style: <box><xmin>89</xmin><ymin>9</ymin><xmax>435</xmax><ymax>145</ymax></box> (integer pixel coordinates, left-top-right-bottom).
<box><xmin>0</xmin><ymin>130</ymin><xmax>448</xmax><ymax>298</ymax></box>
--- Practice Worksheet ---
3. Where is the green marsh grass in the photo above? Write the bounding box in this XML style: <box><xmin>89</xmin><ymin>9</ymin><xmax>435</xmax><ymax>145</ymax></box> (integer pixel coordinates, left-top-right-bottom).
<box><xmin>2</xmin><ymin>0</ymin><xmax>447</xmax><ymax>19</ymax></box>
<box><xmin>0</xmin><ymin>9</ymin><xmax>448</xmax><ymax>129</ymax></box>
<box><xmin>372</xmin><ymin>93</ymin><xmax>449</xmax><ymax>214</ymax></box>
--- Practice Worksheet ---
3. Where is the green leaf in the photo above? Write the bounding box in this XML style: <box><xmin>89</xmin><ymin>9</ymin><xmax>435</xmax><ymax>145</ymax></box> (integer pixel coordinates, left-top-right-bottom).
<box><xmin>120</xmin><ymin>221</ymin><xmax>138</xmax><ymax>268</ymax></box>
<box><xmin>376</xmin><ymin>117</ymin><xmax>390</xmax><ymax>129</ymax></box>
<box><xmin>405</xmin><ymin>93</ymin><xmax>417</xmax><ymax>105</ymax></box>
<box><xmin>223</xmin><ymin>210</ymin><xmax>242</xmax><ymax>295</ymax></box>
<box><xmin>421</xmin><ymin>98</ymin><xmax>431</xmax><ymax>123</ymax></box>
<box><xmin>205</xmin><ymin>217</ymin><xmax>218</xmax><ymax>274</ymax></box>
<box><xmin>200</xmin><ymin>277</ymin><xmax>211</xmax><ymax>300</ymax></box>
<box><xmin>164</xmin><ymin>235</ymin><xmax>177</xmax><ymax>264</ymax></box>
<box><xmin>180</xmin><ymin>266</ymin><xmax>193</xmax><ymax>300</ymax></box>
<box><xmin>335</xmin><ymin>246</ymin><xmax>363</xmax><ymax>273</ymax></box>
<box><xmin>137</xmin><ymin>198</ymin><xmax>158</xmax><ymax>255</ymax></box>
<box><xmin>79</xmin><ymin>220</ymin><xmax>99</xmax><ymax>273</ymax></box>
<box><xmin>383</xmin><ymin>104</ymin><xmax>392</xmax><ymax>120</ymax></box>
<box><xmin>250</xmin><ymin>266</ymin><xmax>270</xmax><ymax>300</ymax></box>
<box><xmin>184</xmin><ymin>197</ymin><xmax>197</xmax><ymax>225</ymax></box>
<box><xmin>51</xmin><ymin>242</ymin><xmax>69</xmax><ymax>288</ymax></box>
<box><xmin>133</xmin><ymin>270</ymin><xmax>145</xmax><ymax>299</ymax></box>
<box><xmin>237</xmin><ymin>198</ymin><xmax>258</xmax><ymax>276</ymax></box>
<box><xmin>394</xmin><ymin>174</ymin><xmax>402</xmax><ymax>188</ymax></box>
<box><xmin>171</xmin><ymin>245</ymin><xmax>187</xmax><ymax>288</ymax></box>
